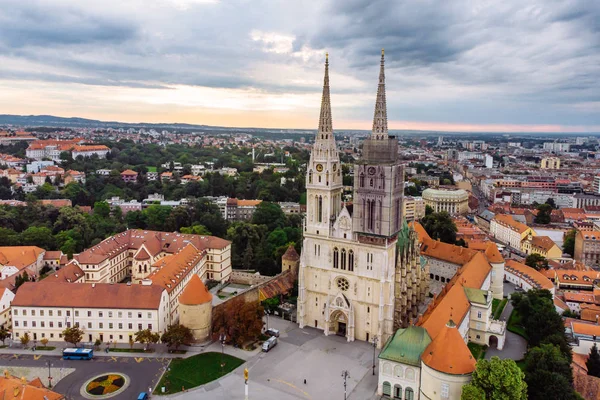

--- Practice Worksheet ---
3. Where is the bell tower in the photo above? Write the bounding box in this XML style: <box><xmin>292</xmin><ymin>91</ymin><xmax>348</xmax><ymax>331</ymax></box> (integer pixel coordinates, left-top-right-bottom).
<box><xmin>353</xmin><ymin>50</ymin><xmax>404</xmax><ymax>238</ymax></box>
<box><xmin>305</xmin><ymin>54</ymin><xmax>343</xmax><ymax>237</ymax></box>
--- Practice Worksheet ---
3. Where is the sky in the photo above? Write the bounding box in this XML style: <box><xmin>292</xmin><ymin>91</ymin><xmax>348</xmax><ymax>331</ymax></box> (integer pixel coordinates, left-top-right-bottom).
<box><xmin>0</xmin><ymin>0</ymin><xmax>599</xmax><ymax>132</ymax></box>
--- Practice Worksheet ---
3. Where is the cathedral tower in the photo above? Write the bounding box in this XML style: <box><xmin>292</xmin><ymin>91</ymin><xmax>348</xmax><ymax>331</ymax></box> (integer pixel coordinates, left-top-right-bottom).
<box><xmin>353</xmin><ymin>50</ymin><xmax>404</xmax><ymax>238</ymax></box>
<box><xmin>305</xmin><ymin>54</ymin><xmax>343</xmax><ymax>237</ymax></box>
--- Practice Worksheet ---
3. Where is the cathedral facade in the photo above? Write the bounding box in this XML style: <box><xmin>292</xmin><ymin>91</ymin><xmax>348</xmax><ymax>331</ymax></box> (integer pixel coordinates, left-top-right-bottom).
<box><xmin>297</xmin><ymin>51</ymin><xmax>429</xmax><ymax>348</ymax></box>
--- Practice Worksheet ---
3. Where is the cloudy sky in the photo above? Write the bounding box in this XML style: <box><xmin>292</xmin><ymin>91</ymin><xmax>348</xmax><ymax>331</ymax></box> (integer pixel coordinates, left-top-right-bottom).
<box><xmin>0</xmin><ymin>0</ymin><xmax>599</xmax><ymax>132</ymax></box>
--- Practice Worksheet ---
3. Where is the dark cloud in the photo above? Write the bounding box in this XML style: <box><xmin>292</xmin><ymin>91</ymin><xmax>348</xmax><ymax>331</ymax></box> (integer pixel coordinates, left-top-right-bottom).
<box><xmin>0</xmin><ymin>0</ymin><xmax>598</xmax><ymax>127</ymax></box>
<box><xmin>0</xmin><ymin>2</ymin><xmax>136</xmax><ymax>48</ymax></box>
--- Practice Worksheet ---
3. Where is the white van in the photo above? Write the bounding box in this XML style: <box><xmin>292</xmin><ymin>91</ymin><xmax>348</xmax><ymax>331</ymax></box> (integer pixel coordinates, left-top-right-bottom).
<box><xmin>262</xmin><ymin>336</ymin><xmax>277</xmax><ymax>352</ymax></box>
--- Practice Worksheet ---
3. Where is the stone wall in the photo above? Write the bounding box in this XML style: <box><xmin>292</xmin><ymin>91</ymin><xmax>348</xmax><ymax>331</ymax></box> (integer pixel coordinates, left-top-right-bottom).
<box><xmin>230</xmin><ymin>270</ymin><xmax>272</xmax><ymax>286</ymax></box>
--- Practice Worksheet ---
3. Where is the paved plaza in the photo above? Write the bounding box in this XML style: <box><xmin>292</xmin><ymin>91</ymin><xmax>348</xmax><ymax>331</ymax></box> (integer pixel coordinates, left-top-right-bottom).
<box><xmin>166</xmin><ymin>317</ymin><xmax>378</xmax><ymax>400</ymax></box>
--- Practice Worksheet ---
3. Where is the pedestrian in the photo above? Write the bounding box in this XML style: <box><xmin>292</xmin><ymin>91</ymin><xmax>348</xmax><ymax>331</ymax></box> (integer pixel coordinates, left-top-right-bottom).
<box><xmin>304</xmin><ymin>379</ymin><xmax>307</xmax><ymax>385</ymax></box>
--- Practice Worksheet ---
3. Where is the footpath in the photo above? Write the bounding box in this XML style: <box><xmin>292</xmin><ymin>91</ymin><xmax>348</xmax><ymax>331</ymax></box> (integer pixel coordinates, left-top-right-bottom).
<box><xmin>0</xmin><ymin>339</ymin><xmax>259</xmax><ymax>360</ymax></box>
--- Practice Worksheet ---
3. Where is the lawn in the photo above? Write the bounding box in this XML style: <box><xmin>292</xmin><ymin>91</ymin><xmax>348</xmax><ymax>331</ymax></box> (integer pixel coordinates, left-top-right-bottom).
<box><xmin>155</xmin><ymin>352</ymin><xmax>244</xmax><ymax>395</ymax></box>
<box><xmin>507</xmin><ymin>309</ymin><xmax>529</xmax><ymax>340</ymax></box>
<box><xmin>109</xmin><ymin>348</ymin><xmax>154</xmax><ymax>353</ymax></box>
<box><xmin>468</xmin><ymin>342</ymin><xmax>487</xmax><ymax>360</ymax></box>
<box><xmin>492</xmin><ymin>298</ymin><xmax>508</xmax><ymax>319</ymax></box>
<box><xmin>36</xmin><ymin>346</ymin><xmax>56</xmax><ymax>351</ymax></box>
<box><xmin>147</xmin><ymin>166</ymin><xmax>157</xmax><ymax>172</ymax></box>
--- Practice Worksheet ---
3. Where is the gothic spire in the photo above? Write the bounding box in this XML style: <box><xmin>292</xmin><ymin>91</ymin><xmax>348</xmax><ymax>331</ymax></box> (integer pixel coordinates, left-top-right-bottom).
<box><xmin>372</xmin><ymin>49</ymin><xmax>388</xmax><ymax>138</ymax></box>
<box><xmin>317</xmin><ymin>53</ymin><xmax>333</xmax><ymax>136</ymax></box>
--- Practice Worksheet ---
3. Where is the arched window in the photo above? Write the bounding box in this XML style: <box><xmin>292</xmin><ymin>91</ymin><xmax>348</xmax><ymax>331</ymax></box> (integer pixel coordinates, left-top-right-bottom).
<box><xmin>341</xmin><ymin>249</ymin><xmax>347</xmax><ymax>270</ymax></box>
<box><xmin>383</xmin><ymin>363</ymin><xmax>392</xmax><ymax>376</ymax></box>
<box><xmin>370</xmin><ymin>178</ymin><xmax>374</xmax><ymax>187</ymax></box>
<box><xmin>405</xmin><ymin>368</ymin><xmax>415</xmax><ymax>381</ymax></box>
<box><xmin>382</xmin><ymin>381</ymin><xmax>391</xmax><ymax>397</ymax></box>
<box><xmin>394</xmin><ymin>365</ymin><xmax>403</xmax><ymax>378</ymax></box>
<box><xmin>144</xmin><ymin>265</ymin><xmax>147</xmax><ymax>273</ymax></box>
<box><xmin>405</xmin><ymin>387</ymin><xmax>414</xmax><ymax>400</ymax></box>
<box><xmin>333</xmin><ymin>248</ymin><xmax>339</xmax><ymax>269</ymax></box>
<box><xmin>309</xmin><ymin>170</ymin><xmax>313</xmax><ymax>184</ymax></box>
<box><xmin>380</xmin><ymin>173</ymin><xmax>385</xmax><ymax>189</ymax></box>
<box><xmin>348</xmin><ymin>250</ymin><xmax>354</xmax><ymax>271</ymax></box>
<box><xmin>326</xmin><ymin>171</ymin><xmax>329</xmax><ymax>185</ymax></box>
<box><xmin>360</xmin><ymin>173</ymin><xmax>365</xmax><ymax>187</ymax></box>
<box><xmin>394</xmin><ymin>384</ymin><xmax>402</xmax><ymax>399</ymax></box>
<box><xmin>319</xmin><ymin>175</ymin><xmax>322</xmax><ymax>183</ymax></box>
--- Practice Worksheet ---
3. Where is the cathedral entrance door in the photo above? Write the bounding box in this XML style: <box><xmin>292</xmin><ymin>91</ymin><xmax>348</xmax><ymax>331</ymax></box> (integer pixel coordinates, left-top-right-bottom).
<box><xmin>337</xmin><ymin>322</ymin><xmax>347</xmax><ymax>337</ymax></box>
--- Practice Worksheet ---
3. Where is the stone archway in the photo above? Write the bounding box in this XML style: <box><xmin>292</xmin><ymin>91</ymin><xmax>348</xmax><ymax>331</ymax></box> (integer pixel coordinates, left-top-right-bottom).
<box><xmin>489</xmin><ymin>335</ymin><xmax>499</xmax><ymax>348</ymax></box>
<box><xmin>330</xmin><ymin>310</ymin><xmax>348</xmax><ymax>337</ymax></box>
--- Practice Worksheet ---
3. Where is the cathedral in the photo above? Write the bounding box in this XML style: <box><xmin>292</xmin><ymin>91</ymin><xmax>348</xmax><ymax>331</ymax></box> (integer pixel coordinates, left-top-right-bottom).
<box><xmin>297</xmin><ymin>51</ymin><xmax>429</xmax><ymax>348</ymax></box>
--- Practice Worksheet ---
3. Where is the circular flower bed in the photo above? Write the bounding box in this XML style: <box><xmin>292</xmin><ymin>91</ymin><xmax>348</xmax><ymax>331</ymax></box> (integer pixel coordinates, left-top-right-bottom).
<box><xmin>85</xmin><ymin>374</ymin><xmax>126</xmax><ymax>396</ymax></box>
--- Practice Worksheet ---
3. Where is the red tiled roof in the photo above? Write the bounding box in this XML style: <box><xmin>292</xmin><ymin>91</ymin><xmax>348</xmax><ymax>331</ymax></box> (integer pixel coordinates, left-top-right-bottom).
<box><xmin>178</xmin><ymin>274</ymin><xmax>212</xmax><ymax>305</ymax></box>
<box><xmin>12</xmin><ymin>282</ymin><xmax>165</xmax><ymax>309</ymax></box>
<box><xmin>421</xmin><ymin>320</ymin><xmax>476</xmax><ymax>375</ymax></box>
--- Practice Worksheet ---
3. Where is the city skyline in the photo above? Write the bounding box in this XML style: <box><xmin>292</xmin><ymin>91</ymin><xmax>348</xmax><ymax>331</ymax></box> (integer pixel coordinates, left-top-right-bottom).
<box><xmin>0</xmin><ymin>0</ymin><xmax>599</xmax><ymax>132</ymax></box>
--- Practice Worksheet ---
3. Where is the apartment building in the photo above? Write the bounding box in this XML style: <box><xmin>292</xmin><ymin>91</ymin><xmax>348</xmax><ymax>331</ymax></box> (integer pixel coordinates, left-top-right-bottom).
<box><xmin>403</xmin><ymin>196</ymin><xmax>426</xmax><ymax>220</ymax></box>
<box><xmin>225</xmin><ymin>198</ymin><xmax>263</xmax><ymax>221</ymax></box>
<box><xmin>574</xmin><ymin>230</ymin><xmax>600</xmax><ymax>269</ymax></box>
<box><xmin>490</xmin><ymin>215</ymin><xmax>536</xmax><ymax>251</ymax></box>
<box><xmin>11</xmin><ymin>282</ymin><xmax>169</xmax><ymax>344</ymax></box>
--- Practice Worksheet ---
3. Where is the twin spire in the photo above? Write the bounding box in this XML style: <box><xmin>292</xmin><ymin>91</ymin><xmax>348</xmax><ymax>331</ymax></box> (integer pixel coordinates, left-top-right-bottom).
<box><xmin>317</xmin><ymin>52</ymin><xmax>333</xmax><ymax>136</ymax></box>
<box><xmin>316</xmin><ymin>50</ymin><xmax>388</xmax><ymax>139</ymax></box>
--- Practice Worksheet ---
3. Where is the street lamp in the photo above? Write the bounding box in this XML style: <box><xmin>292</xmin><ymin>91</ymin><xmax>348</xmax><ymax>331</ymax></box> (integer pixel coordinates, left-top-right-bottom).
<box><xmin>219</xmin><ymin>333</ymin><xmax>226</xmax><ymax>375</ymax></box>
<box><xmin>372</xmin><ymin>335</ymin><xmax>378</xmax><ymax>376</ymax></box>
<box><xmin>46</xmin><ymin>361</ymin><xmax>53</xmax><ymax>388</ymax></box>
<box><xmin>341</xmin><ymin>370</ymin><xmax>350</xmax><ymax>400</ymax></box>
<box><xmin>264</xmin><ymin>309</ymin><xmax>269</xmax><ymax>331</ymax></box>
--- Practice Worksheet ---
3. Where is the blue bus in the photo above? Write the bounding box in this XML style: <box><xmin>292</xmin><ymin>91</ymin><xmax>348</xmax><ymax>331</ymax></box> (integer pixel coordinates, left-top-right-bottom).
<box><xmin>62</xmin><ymin>348</ymin><xmax>93</xmax><ymax>360</ymax></box>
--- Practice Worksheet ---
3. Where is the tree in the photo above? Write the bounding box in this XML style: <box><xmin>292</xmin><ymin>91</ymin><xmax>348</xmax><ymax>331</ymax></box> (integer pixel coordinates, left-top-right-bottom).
<box><xmin>161</xmin><ymin>324</ymin><xmax>193</xmax><ymax>350</ymax></box>
<box><xmin>0</xmin><ymin>327</ymin><xmax>9</xmax><ymax>345</ymax></box>
<box><xmin>40</xmin><ymin>338</ymin><xmax>49</xmax><ymax>347</ymax></box>
<box><xmin>461</xmin><ymin>357</ymin><xmax>527</xmax><ymax>400</ymax></box>
<box><xmin>545</xmin><ymin>198</ymin><xmax>557</xmax><ymax>209</ymax></box>
<box><xmin>524</xmin><ymin>344</ymin><xmax>576</xmax><ymax>400</ymax></box>
<box><xmin>563</xmin><ymin>229</ymin><xmax>576</xmax><ymax>257</ymax></box>
<box><xmin>20</xmin><ymin>332</ymin><xmax>30</xmax><ymax>348</ymax></box>
<box><xmin>212</xmin><ymin>297</ymin><xmax>264</xmax><ymax>347</ymax></box>
<box><xmin>534</xmin><ymin>203</ymin><xmax>552</xmax><ymax>224</ymax></box>
<box><xmin>251</xmin><ymin>202</ymin><xmax>286</xmax><ymax>231</ymax></box>
<box><xmin>525</xmin><ymin>253</ymin><xmax>548</xmax><ymax>271</ymax></box>
<box><xmin>180</xmin><ymin>224</ymin><xmax>211</xmax><ymax>235</ymax></box>
<box><xmin>93</xmin><ymin>201</ymin><xmax>111</xmax><ymax>218</ymax></box>
<box><xmin>129</xmin><ymin>336</ymin><xmax>135</xmax><ymax>350</ymax></box>
<box><xmin>14</xmin><ymin>271</ymin><xmax>31</xmax><ymax>291</ymax></box>
<box><xmin>421</xmin><ymin>211</ymin><xmax>458</xmax><ymax>244</ymax></box>
<box><xmin>511</xmin><ymin>289</ymin><xmax>565</xmax><ymax>347</ymax></box>
<box><xmin>62</xmin><ymin>326</ymin><xmax>84</xmax><ymax>347</ymax></box>
<box><xmin>587</xmin><ymin>343</ymin><xmax>600</xmax><ymax>378</ymax></box>
<box><xmin>425</xmin><ymin>205</ymin><xmax>434</xmax><ymax>216</ymax></box>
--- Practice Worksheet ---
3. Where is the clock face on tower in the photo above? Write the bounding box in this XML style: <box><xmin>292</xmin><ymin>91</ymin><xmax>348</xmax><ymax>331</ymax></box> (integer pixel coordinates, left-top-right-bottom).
<box><xmin>316</xmin><ymin>164</ymin><xmax>324</xmax><ymax>172</ymax></box>
<box><xmin>368</xmin><ymin>167</ymin><xmax>376</xmax><ymax>175</ymax></box>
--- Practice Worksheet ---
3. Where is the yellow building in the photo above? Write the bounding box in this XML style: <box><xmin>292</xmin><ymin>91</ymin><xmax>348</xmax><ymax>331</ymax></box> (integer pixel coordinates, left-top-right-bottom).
<box><xmin>403</xmin><ymin>196</ymin><xmax>426</xmax><ymax>220</ymax></box>
<box><xmin>540</xmin><ymin>157</ymin><xmax>561</xmax><ymax>169</ymax></box>
<box><xmin>521</xmin><ymin>235</ymin><xmax>563</xmax><ymax>259</ymax></box>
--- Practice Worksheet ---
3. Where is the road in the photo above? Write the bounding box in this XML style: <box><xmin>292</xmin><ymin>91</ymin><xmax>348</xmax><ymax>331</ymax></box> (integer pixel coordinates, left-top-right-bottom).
<box><xmin>0</xmin><ymin>353</ymin><xmax>168</xmax><ymax>400</ymax></box>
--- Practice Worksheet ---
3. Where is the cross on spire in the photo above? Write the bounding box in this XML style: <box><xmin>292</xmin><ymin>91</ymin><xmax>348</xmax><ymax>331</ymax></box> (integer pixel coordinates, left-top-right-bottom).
<box><xmin>371</xmin><ymin>48</ymin><xmax>388</xmax><ymax>139</ymax></box>
<box><xmin>317</xmin><ymin>53</ymin><xmax>333</xmax><ymax>137</ymax></box>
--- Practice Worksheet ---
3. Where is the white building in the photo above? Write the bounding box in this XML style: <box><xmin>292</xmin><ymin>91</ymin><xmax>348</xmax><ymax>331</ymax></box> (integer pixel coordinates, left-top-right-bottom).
<box><xmin>11</xmin><ymin>282</ymin><xmax>169</xmax><ymax>344</ymax></box>
<box><xmin>298</xmin><ymin>52</ymin><xmax>428</xmax><ymax>347</ymax></box>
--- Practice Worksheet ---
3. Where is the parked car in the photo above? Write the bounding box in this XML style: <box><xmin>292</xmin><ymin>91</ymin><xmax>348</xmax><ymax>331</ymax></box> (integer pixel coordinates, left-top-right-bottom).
<box><xmin>137</xmin><ymin>393</ymin><xmax>148</xmax><ymax>400</ymax></box>
<box><xmin>265</xmin><ymin>328</ymin><xmax>280</xmax><ymax>337</ymax></box>
<box><xmin>262</xmin><ymin>336</ymin><xmax>278</xmax><ymax>352</ymax></box>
